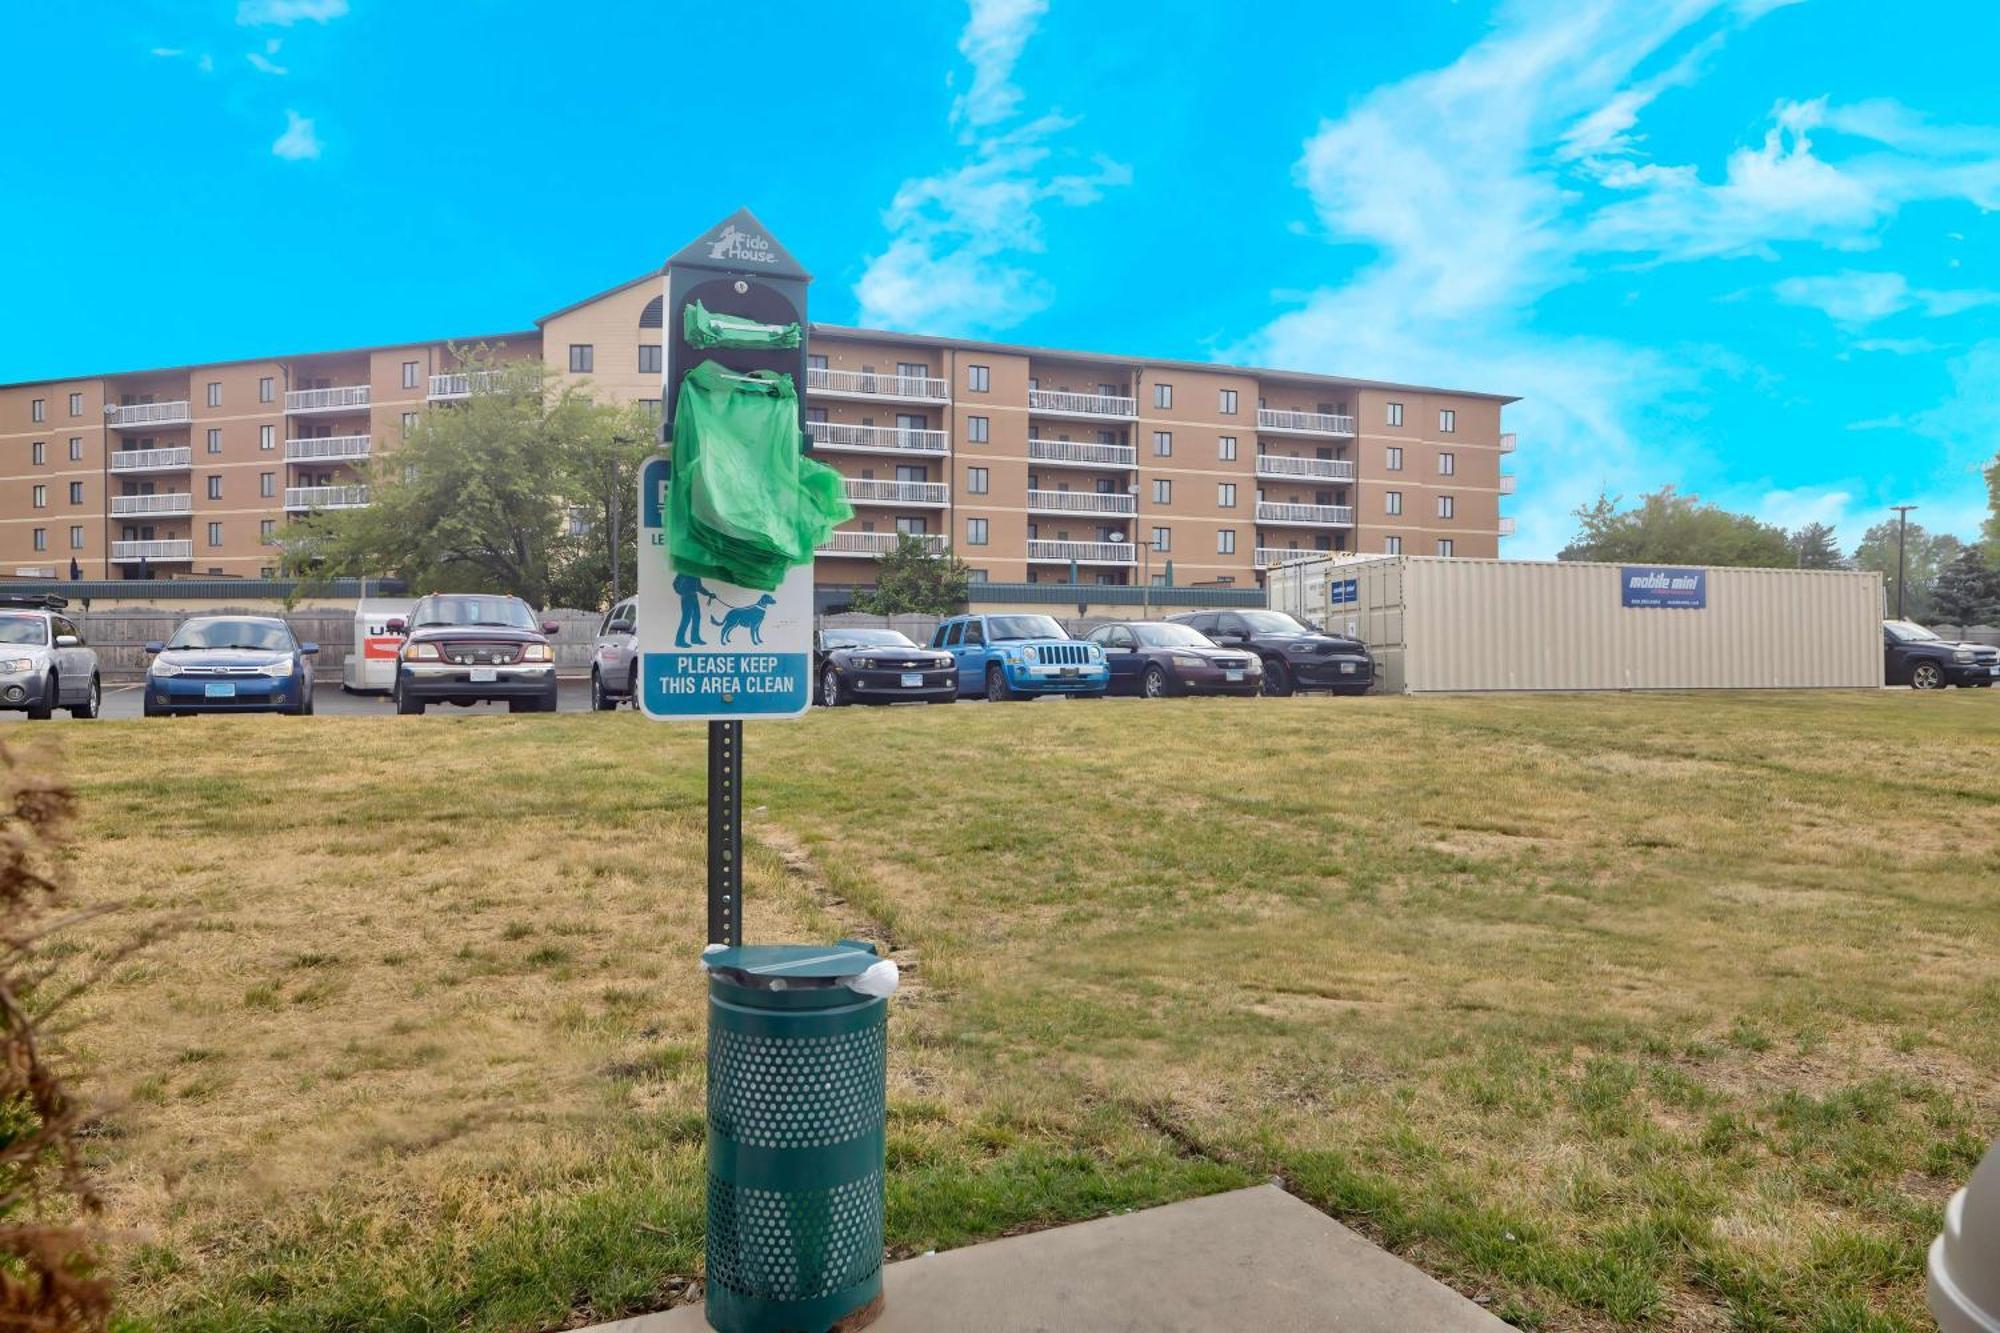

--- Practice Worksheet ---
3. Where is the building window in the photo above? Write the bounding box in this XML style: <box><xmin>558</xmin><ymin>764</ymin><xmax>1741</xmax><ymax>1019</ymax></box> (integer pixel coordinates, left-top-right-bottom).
<box><xmin>967</xmin><ymin>466</ymin><xmax>989</xmax><ymax>495</ymax></box>
<box><xmin>395</xmin><ymin>360</ymin><xmax>416</xmax><ymax>390</ymax></box>
<box><xmin>1217</xmin><ymin>529</ymin><xmax>1236</xmax><ymax>555</ymax></box>
<box><xmin>67</xmin><ymin>393</ymin><xmax>81</xmax><ymax>417</ymax></box>
<box><xmin>1438</xmin><ymin>494</ymin><xmax>1455</xmax><ymax>519</ymax></box>
<box><xmin>1386</xmin><ymin>446</ymin><xmax>1403</xmax><ymax>471</ymax></box>
<box><xmin>31</xmin><ymin>529</ymin><xmax>45</xmax><ymax>552</ymax></box>
<box><xmin>966</xmin><ymin>415</ymin><xmax>989</xmax><ymax>443</ymax></box>
<box><xmin>1152</xmin><ymin>478</ymin><xmax>1171</xmax><ymax>504</ymax></box>
<box><xmin>30</xmin><ymin>399</ymin><xmax>44</xmax><ymax>423</ymax></box>
<box><xmin>1438</xmin><ymin>539</ymin><xmax>1454</xmax><ymax>557</ymax></box>
<box><xmin>808</xmin><ymin>353</ymin><xmax>827</xmax><ymax>372</ymax></box>
<box><xmin>30</xmin><ymin>442</ymin><xmax>44</xmax><ymax>466</ymax></box>
<box><xmin>568</xmin><ymin>344</ymin><xmax>594</xmax><ymax>373</ymax></box>
<box><xmin>638</xmin><ymin>345</ymin><xmax>662</xmax><ymax>374</ymax></box>
<box><xmin>207</xmin><ymin>522</ymin><xmax>223</xmax><ymax>548</ymax></box>
<box><xmin>1152</xmin><ymin>430</ymin><xmax>1172</xmax><ymax>456</ymax></box>
<box><xmin>1219</xmin><ymin>388</ymin><xmax>1238</xmax><ymax>415</ymax></box>
<box><xmin>1438</xmin><ymin>451</ymin><xmax>1456</xmax><ymax>476</ymax></box>
<box><xmin>967</xmin><ymin>568</ymin><xmax>988</xmax><ymax>583</ymax></box>
<box><xmin>1154</xmin><ymin>383</ymin><xmax>1173</xmax><ymax>409</ymax></box>
<box><xmin>966</xmin><ymin>517</ymin><xmax>989</xmax><ymax>546</ymax></box>
<box><xmin>1439</xmin><ymin>409</ymin><xmax>1456</xmax><ymax>433</ymax></box>
<box><xmin>1385</xmin><ymin>535</ymin><xmax>1402</xmax><ymax>555</ymax></box>
<box><xmin>68</xmin><ymin>438</ymin><xmax>82</xmax><ymax>462</ymax></box>
<box><xmin>1152</xmin><ymin>526</ymin><xmax>1170</xmax><ymax>551</ymax></box>
<box><xmin>260</xmin><ymin>425</ymin><xmax>275</xmax><ymax>450</ymax></box>
<box><xmin>68</xmin><ymin>481</ymin><xmax>83</xmax><ymax>505</ymax></box>
<box><xmin>260</xmin><ymin>471</ymin><xmax>276</xmax><ymax>498</ymax></box>
<box><xmin>207</xmin><ymin>475</ymin><xmax>223</xmax><ymax>500</ymax></box>
<box><xmin>69</xmin><ymin>525</ymin><xmax>84</xmax><ymax>550</ymax></box>
<box><xmin>966</xmin><ymin>364</ymin><xmax>990</xmax><ymax>392</ymax></box>
<box><xmin>1218</xmin><ymin>435</ymin><xmax>1237</xmax><ymax>461</ymax></box>
<box><xmin>392</xmin><ymin>412</ymin><xmax>413</xmax><ymax>435</ymax></box>
<box><xmin>1218</xmin><ymin>482</ymin><xmax>1237</xmax><ymax>508</ymax></box>
<box><xmin>259</xmin><ymin>376</ymin><xmax>275</xmax><ymax>403</ymax></box>
<box><xmin>205</xmin><ymin>428</ymin><xmax>221</xmax><ymax>454</ymax></box>
<box><xmin>638</xmin><ymin>398</ymin><xmax>662</xmax><ymax>417</ymax></box>
<box><xmin>1385</xmin><ymin>491</ymin><xmax>1403</xmax><ymax>516</ymax></box>
<box><xmin>207</xmin><ymin>381</ymin><xmax>222</xmax><ymax>407</ymax></box>
<box><xmin>261</xmin><ymin>519</ymin><xmax>277</xmax><ymax>542</ymax></box>
<box><xmin>31</xmin><ymin>485</ymin><xmax>46</xmax><ymax>509</ymax></box>
<box><xmin>1386</xmin><ymin>401</ymin><xmax>1403</xmax><ymax>427</ymax></box>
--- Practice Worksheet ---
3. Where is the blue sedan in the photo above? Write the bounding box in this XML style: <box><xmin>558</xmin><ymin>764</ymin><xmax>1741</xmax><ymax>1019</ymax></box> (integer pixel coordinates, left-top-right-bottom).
<box><xmin>144</xmin><ymin>616</ymin><xmax>319</xmax><ymax>717</ymax></box>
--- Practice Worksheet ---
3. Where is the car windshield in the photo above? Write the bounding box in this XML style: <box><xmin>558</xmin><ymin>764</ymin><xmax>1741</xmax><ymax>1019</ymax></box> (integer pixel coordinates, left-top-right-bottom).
<box><xmin>1240</xmin><ymin>610</ymin><xmax>1311</xmax><ymax>635</ymax></box>
<box><xmin>1133</xmin><ymin>623</ymin><xmax>1216</xmax><ymax>648</ymax></box>
<box><xmin>168</xmin><ymin>618</ymin><xmax>294</xmax><ymax>652</ymax></box>
<box><xmin>0</xmin><ymin>615</ymin><xmax>48</xmax><ymax>647</ymax></box>
<box><xmin>986</xmin><ymin>615</ymin><xmax>1066</xmax><ymax>642</ymax></box>
<box><xmin>829</xmin><ymin>629</ymin><xmax>917</xmax><ymax>649</ymax></box>
<box><xmin>414</xmin><ymin>596</ymin><xmax>538</xmax><ymax>630</ymax></box>
<box><xmin>1885</xmin><ymin>620</ymin><xmax>1940</xmax><ymax>643</ymax></box>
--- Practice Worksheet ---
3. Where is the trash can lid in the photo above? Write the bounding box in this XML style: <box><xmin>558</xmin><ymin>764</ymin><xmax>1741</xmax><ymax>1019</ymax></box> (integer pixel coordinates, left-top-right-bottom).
<box><xmin>702</xmin><ymin>940</ymin><xmax>880</xmax><ymax>986</ymax></box>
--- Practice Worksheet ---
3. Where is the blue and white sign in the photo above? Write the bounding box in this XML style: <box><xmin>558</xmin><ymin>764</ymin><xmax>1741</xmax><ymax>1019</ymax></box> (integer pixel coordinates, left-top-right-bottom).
<box><xmin>1620</xmin><ymin>566</ymin><xmax>1707</xmax><ymax>609</ymax></box>
<box><xmin>635</xmin><ymin>456</ymin><xmax>813</xmax><ymax>720</ymax></box>
<box><xmin>1328</xmin><ymin>577</ymin><xmax>1359</xmax><ymax>607</ymax></box>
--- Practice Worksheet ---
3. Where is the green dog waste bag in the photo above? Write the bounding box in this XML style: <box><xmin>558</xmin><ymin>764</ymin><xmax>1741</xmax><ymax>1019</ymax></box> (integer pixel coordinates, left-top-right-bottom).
<box><xmin>683</xmin><ymin>300</ymin><xmax>803</xmax><ymax>350</ymax></box>
<box><xmin>669</xmin><ymin>361</ymin><xmax>853</xmax><ymax>590</ymax></box>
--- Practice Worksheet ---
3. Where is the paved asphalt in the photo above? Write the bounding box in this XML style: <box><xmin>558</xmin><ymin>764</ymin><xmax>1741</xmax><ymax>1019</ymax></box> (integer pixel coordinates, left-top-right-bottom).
<box><xmin>0</xmin><ymin>676</ymin><xmax>605</xmax><ymax>723</ymax></box>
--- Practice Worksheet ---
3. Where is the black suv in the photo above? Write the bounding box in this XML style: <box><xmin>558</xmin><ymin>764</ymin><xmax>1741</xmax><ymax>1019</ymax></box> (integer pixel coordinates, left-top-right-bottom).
<box><xmin>1884</xmin><ymin>620</ymin><xmax>1999</xmax><ymax>690</ymax></box>
<box><xmin>389</xmin><ymin>593</ymin><xmax>561</xmax><ymax>714</ymax></box>
<box><xmin>1170</xmin><ymin>609</ymin><xmax>1373</xmax><ymax>696</ymax></box>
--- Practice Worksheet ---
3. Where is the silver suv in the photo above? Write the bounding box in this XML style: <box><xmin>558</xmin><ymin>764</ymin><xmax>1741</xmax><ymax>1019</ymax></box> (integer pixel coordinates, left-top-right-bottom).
<box><xmin>0</xmin><ymin>594</ymin><xmax>101</xmax><ymax>720</ymax></box>
<box><xmin>590</xmin><ymin>597</ymin><xmax>638</xmax><ymax>711</ymax></box>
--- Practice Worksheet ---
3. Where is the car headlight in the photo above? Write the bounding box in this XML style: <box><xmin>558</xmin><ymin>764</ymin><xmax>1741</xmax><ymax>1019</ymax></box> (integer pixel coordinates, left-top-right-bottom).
<box><xmin>1171</xmin><ymin>654</ymin><xmax>1204</xmax><ymax>668</ymax></box>
<box><xmin>521</xmin><ymin>643</ymin><xmax>554</xmax><ymax>662</ymax></box>
<box><xmin>259</xmin><ymin>657</ymin><xmax>295</xmax><ymax>678</ymax></box>
<box><xmin>403</xmin><ymin>642</ymin><xmax>440</xmax><ymax>661</ymax></box>
<box><xmin>1292</xmin><ymin>641</ymin><xmax>1317</xmax><ymax>652</ymax></box>
<box><xmin>0</xmin><ymin>658</ymin><xmax>32</xmax><ymax>674</ymax></box>
<box><xmin>1021</xmin><ymin>646</ymin><xmax>1038</xmax><ymax>663</ymax></box>
<box><xmin>151</xmin><ymin>660</ymin><xmax>183</xmax><ymax>677</ymax></box>
<box><xmin>1953</xmin><ymin>648</ymin><xmax>1974</xmax><ymax>662</ymax></box>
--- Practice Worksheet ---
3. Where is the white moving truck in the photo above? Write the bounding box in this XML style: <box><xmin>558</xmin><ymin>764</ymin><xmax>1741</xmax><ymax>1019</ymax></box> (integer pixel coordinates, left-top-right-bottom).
<box><xmin>343</xmin><ymin>598</ymin><xmax>414</xmax><ymax>693</ymax></box>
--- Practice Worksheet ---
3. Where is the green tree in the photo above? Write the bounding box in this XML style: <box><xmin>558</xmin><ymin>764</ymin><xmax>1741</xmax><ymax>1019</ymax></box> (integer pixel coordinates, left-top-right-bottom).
<box><xmin>849</xmin><ymin>536</ymin><xmax>971</xmax><ymax>615</ymax></box>
<box><xmin>1851</xmin><ymin>519</ymin><xmax>1962</xmax><ymax>623</ymax></box>
<box><xmin>280</xmin><ymin>360</ymin><xmax>647</xmax><ymax>609</ymax></box>
<box><xmin>1788</xmin><ymin>521</ymin><xmax>1845</xmax><ymax>570</ymax></box>
<box><xmin>1930</xmin><ymin>544</ymin><xmax>2000</xmax><ymax>627</ymax></box>
<box><xmin>1982</xmin><ymin>450</ymin><xmax>2000</xmax><ymax>562</ymax></box>
<box><xmin>1557</xmin><ymin>486</ymin><xmax>1793</xmax><ymax>567</ymax></box>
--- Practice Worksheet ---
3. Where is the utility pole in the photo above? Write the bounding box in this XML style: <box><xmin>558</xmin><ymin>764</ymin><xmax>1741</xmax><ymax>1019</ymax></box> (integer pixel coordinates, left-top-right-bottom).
<box><xmin>1891</xmin><ymin>504</ymin><xmax>1918</xmax><ymax>620</ymax></box>
<box><xmin>608</xmin><ymin>454</ymin><xmax>622</xmax><ymax>606</ymax></box>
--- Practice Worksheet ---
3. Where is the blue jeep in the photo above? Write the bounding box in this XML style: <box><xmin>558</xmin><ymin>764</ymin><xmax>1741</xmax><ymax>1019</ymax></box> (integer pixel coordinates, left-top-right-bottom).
<box><xmin>932</xmin><ymin>613</ymin><xmax>1109</xmax><ymax>701</ymax></box>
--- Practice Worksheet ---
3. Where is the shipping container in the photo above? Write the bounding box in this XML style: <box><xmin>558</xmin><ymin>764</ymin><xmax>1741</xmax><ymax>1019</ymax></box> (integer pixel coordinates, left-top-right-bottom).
<box><xmin>1268</xmin><ymin>555</ymin><xmax>1884</xmax><ymax>693</ymax></box>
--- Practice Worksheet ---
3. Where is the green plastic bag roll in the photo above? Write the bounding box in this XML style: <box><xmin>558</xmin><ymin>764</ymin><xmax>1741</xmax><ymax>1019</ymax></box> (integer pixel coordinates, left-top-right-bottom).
<box><xmin>668</xmin><ymin>360</ymin><xmax>853</xmax><ymax>590</ymax></box>
<box><xmin>683</xmin><ymin>300</ymin><xmax>803</xmax><ymax>350</ymax></box>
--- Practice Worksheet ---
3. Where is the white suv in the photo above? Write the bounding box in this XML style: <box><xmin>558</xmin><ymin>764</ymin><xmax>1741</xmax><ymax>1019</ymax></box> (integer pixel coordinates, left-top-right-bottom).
<box><xmin>0</xmin><ymin>594</ymin><xmax>101</xmax><ymax>720</ymax></box>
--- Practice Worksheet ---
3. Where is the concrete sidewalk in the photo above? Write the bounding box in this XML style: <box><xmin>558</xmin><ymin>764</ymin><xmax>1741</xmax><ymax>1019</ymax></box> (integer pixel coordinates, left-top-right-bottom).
<box><xmin>592</xmin><ymin>1184</ymin><xmax>1508</xmax><ymax>1332</ymax></box>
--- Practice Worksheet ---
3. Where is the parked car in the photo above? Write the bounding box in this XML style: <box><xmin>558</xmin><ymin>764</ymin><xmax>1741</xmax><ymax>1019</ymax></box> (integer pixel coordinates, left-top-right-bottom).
<box><xmin>1884</xmin><ymin>619</ymin><xmax>2000</xmax><ymax>689</ymax></box>
<box><xmin>815</xmin><ymin>628</ymin><xmax>956</xmax><ymax>706</ymax></box>
<box><xmin>1168</xmin><ymin>609</ymin><xmax>1373</xmax><ymax>696</ymax></box>
<box><xmin>591</xmin><ymin>597</ymin><xmax>639</xmax><ymax>711</ymax></box>
<box><xmin>1084</xmin><ymin>620</ymin><xmax>1262</xmax><ymax>698</ymax></box>
<box><xmin>390</xmin><ymin>593</ymin><xmax>560</xmax><ymax>715</ymax></box>
<box><xmin>143</xmin><ymin>615</ymin><xmax>316</xmax><ymax>716</ymax></box>
<box><xmin>931</xmin><ymin>613</ymin><xmax>1109</xmax><ymax>701</ymax></box>
<box><xmin>0</xmin><ymin>594</ymin><xmax>100</xmax><ymax>720</ymax></box>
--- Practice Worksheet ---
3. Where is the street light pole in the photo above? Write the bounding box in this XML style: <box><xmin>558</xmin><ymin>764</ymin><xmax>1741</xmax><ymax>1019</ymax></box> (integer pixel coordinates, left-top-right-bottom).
<box><xmin>1128</xmin><ymin>482</ymin><xmax>1148</xmax><ymax>619</ymax></box>
<box><xmin>1891</xmin><ymin>504</ymin><xmax>1918</xmax><ymax>620</ymax></box>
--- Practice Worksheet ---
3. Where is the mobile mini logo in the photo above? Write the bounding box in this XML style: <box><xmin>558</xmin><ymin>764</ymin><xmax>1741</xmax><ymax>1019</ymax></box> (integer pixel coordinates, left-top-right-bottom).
<box><xmin>706</xmin><ymin>224</ymin><xmax>777</xmax><ymax>265</ymax></box>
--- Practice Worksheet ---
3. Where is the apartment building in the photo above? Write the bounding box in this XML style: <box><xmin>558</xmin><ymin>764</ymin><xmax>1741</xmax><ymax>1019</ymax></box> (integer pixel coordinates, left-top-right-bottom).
<box><xmin>0</xmin><ymin>271</ymin><xmax>1517</xmax><ymax>589</ymax></box>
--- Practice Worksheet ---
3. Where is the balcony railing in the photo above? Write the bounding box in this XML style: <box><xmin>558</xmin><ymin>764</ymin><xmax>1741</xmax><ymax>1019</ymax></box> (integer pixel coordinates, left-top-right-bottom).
<box><xmin>805</xmin><ymin>367</ymin><xmax>950</xmax><ymax>403</ymax></box>
<box><xmin>109</xmin><ymin>493</ymin><xmax>194</xmax><ymax>517</ymax></box>
<box><xmin>816</xmin><ymin>530</ymin><xmax>947</xmax><ymax>557</ymax></box>
<box><xmin>286</xmin><ymin>434</ymin><xmax>371</xmax><ymax>463</ymax></box>
<box><xmin>1256</xmin><ymin>501</ymin><xmax>1354</xmax><ymax>526</ymax></box>
<box><xmin>1027</xmin><ymin>389</ymin><xmax>1137</xmax><ymax>420</ymax></box>
<box><xmin>428</xmin><ymin>370</ymin><xmax>512</xmax><ymax>400</ymax></box>
<box><xmin>1498</xmin><ymin>517</ymin><xmax>1516</xmax><ymax>537</ymax></box>
<box><xmin>843</xmin><ymin>479</ymin><xmax>950</xmax><ymax>507</ymax></box>
<box><xmin>1256</xmin><ymin>408</ymin><xmax>1355</xmax><ymax>437</ymax></box>
<box><xmin>1027</xmin><ymin>438</ymin><xmax>1137</xmax><ymax>469</ymax></box>
<box><xmin>1500</xmin><ymin>432</ymin><xmax>1517</xmax><ymax>454</ymax></box>
<box><xmin>1499</xmin><ymin>474</ymin><xmax>1517</xmax><ymax>495</ymax></box>
<box><xmin>108</xmin><ymin>446</ymin><xmax>192</xmax><ymax>473</ymax></box>
<box><xmin>806</xmin><ymin>421</ymin><xmax>949</xmax><ymax>456</ymax></box>
<box><xmin>1026</xmin><ymin>539</ymin><xmax>1135</xmax><ymax>564</ymax></box>
<box><xmin>107</xmin><ymin>400</ymin><xmax>192</xmax><ymax>429</ymax></box>
<box><xmin>1027</xmin><ymin>489</ymin><xmax>1136</xmax><ymax>516</ymax></box>
<box><xmin>1254</xmin><ymin>547</ymin><xmax>1335</xmax><ymax>568</ymax></box>
<box><xmin>1255</xmin><ymin>454</ymin><xmax>1355</xmax><ymax>482</ymax></box>
<box><xmin>285</xmin><ymin>485</ymin><xmax>370</xmax><ymax>511</ymax></box>
<box><xmin>285</xmin><ymin>385</ymin><xmax>371</xmax><ymax>415</ymax></box>
<box><xmin>111</xmin><ymin>540</ymin><xmax>193</xmax><ymax>563</ymax></box>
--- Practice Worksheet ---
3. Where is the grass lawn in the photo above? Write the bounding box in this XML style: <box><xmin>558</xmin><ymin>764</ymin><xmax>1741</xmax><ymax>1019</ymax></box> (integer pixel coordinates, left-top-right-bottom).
<box><xmin>35</xmin><ymin>690</ymin><xmax>1998</xmax><ymax>1331</ymax></box>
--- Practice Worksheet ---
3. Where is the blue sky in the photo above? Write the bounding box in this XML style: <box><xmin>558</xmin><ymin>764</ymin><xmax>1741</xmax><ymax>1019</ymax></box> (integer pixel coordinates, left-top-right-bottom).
<box><xmin>4</xmin><ymin>0</ymin><xmax>1997</xmax><ymax>557</ymax></box>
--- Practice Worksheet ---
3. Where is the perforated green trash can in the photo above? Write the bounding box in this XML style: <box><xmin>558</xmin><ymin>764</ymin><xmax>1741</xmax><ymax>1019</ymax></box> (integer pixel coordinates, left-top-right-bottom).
<box><xmin>704</xmin><ymin>941</ymin><xmax>889</xmax><ymax>1333</ymax></box>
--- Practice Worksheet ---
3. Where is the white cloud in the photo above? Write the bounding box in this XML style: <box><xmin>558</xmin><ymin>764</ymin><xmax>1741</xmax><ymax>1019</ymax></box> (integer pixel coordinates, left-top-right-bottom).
<box><xmin>246</xmin><ymin>51</ymin><xmax>289</xmax><ymax>75</ymax></box>
<box><xmin>198</xmin><ymin>53</ymin><xmax>214</xmax><ymax>73</ymax></box>
<box><xmin>856</xmin><ymin>1</ymin><xmax>1128</xmax><ymax>334</ymax></box>
<box><xmin>1774</xmin><ymin>269</ymin><xmax>2000</xmax><ymax>326</ymax></box>
<box><xmin>271</xmin><ymin>110</ymin><xmax>321</xmax><ymax>161</ymax></box>
<box><xmin>1851</xmin><ymin>337</ymin><xmax>1943</xmax><ymax>356</ymax></box>
<box><xmin>237</xmin><ymin>0</ymin><xmax>347</xmax><ymax>24</ymax></box>
<box><xmin>150</xmin><ymin>46</ymin><xmax>184</xmax><ymax>57</ymax></box>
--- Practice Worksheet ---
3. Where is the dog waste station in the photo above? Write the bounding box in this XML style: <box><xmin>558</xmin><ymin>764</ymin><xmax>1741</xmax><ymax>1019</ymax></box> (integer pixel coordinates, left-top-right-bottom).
<box><xmin>636</xmin><ymin>210</ymin><xmax>896</xmax><ymax>1333</ymax></box>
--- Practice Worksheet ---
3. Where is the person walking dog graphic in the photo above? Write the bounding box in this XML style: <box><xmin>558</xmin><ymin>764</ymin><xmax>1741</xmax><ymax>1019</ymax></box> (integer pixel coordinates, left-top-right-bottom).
<box><xmin>673</xmin><ymin>570</ymin><xmax>715</xmax><ymax>647</ymax></box>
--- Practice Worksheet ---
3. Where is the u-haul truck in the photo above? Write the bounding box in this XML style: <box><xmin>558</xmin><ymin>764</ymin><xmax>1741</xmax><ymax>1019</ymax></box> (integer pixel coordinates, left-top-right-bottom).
<box><xmin>343</xmin><ymin>597</ymin><xmax>414</xmax><ymax>693</ymax></box>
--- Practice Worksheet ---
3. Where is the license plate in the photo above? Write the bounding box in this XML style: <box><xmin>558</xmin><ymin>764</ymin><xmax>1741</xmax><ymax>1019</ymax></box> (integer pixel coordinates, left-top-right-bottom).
<box><xmin>1990</xmin><ymin>666</ymin><xmax>1999</xmax><ymax>677</ymax></box>
<box><xmin>1225</xmin><ymin>670</ymin><xmax>1244</xmax><ymax>682</ymax></box>
<box><xmin>901</xmin><ymin>672</ymin><xmax>923</xmax><ymax>687</ymax></box>
<box><xmin>1340</xmin><ymin>662</ymin><xmax>1357</xmax><ymax>674</ymax></box>
<box><xmin>470</xmin><ymin>668</ymin><xmax>497</xmax><ymax>683</ymax></box>
<box><xmin>204</xmin><ymin>682</ymin><xmax>236</xmax><ymax>698</ymax></box>
<box><xmin>1061</xmin><ymin>666</ymin><xmax>1078</xmax><ymax>677</ymax></box>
